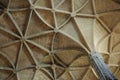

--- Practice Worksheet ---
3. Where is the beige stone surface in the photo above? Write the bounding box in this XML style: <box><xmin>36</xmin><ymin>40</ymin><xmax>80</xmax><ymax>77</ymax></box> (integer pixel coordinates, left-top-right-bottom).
<box><xmin>0</xmin><ymin>0</ymin><xmax>120</xmax><ymax>80</ymax></box>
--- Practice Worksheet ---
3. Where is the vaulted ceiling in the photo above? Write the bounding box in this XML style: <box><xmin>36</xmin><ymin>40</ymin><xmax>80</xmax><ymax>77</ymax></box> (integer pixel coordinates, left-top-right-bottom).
<box><xmin>0</xmin><ymin>0</ymin><xmax>120</xmax><ymax>80</ymax></box>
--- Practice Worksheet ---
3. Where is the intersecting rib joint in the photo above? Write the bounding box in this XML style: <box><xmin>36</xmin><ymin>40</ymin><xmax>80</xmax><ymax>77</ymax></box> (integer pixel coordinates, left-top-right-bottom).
<box><xmin>51</xmin><ymin>8</ymin><xmax>56</xmax><ymax>13</ymax></box>
<box><xmin>54</xmin><ymin>28</ymin><xmax>59</xmax><ymax>33</ymax></box>
<box><xmin>13</xmin><ymin>69</ymin><xmax>17</xmax><ymax>74</ymax></box>
<box><xmin>20</xmin><ymin>37</ymin><xmax>26</xmax><ymax>43</ymax></box>
<box><xmin>51</xmin><ymin>64</ymin><xmax>56</xmax><ymax>69</ymax></box>
<box><xmin>71</xmin><ymin>12</ymin><xmax>76</xmax><ymax>17</ymax></box>
<box><xmin>30</xmin><ymin>5</ymin><xmax>35</xmax><ymax>10</ymax></box>
<box><xmin>36</xmin><ymin>65</ymin><xmax>41</xmax><ymax>70</ymax></box>
<box><xmin>65</xmin><ymin>67</ymin><xmax>69</xmax><ymax>71</ymax></box>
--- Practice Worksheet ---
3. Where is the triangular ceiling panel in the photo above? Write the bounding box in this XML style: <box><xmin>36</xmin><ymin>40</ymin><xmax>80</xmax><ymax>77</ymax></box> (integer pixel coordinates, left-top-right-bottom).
<box><xmin>28</xmin><ymin>32</ymin><xmax>54</xmax><ymax>51</ymax></box>
<box><xmin>0</xmin><ymin>14</ymin><xmax>19</xmax><ymax>35</ymax></box>
<box><xmin>34</xmin><ymin>0</ymin><xmax>52</xmax><ymax>8</ymax></box>
<box><xmin>94</xmin><ymin>0</ymin><xmax>120</xmax><ymax>13</ymax></box>
<box><xmin>56</xmin><ymin>12</ymin><xmax>70</xmax><ymax>27</ymax></box>
<box><xmin>53</xmin><ymin>33</ymin><xmax>83</xmax><ymax>50</ymax></box>
<box><xmin>10</xmin><ymin>10</ymin><xmax>30</xmax><ymax>34</ymax></box>
<box><xmin>94</xmin><ymin>20</ymin><xmax>109</xmax><ymax>50</ymax></box>
<box><xmin>26</xmin><ymin>12</ymin><xmax>51</xmax><ymax>36</ymax></box>
<box><xmin>33</xmin><ymin>70</ymin><xmax>52</xmax><ymax>80</ymax></box>
<box><xmin>57</xmin><ymin>0</ymin><xmax>72</xmax><ymax>12</ymax></box>
<box><xmin>75</xmin><ymin>17</ymin><xmax>95</xmax><ymax>51</ymax></box>
<box><xmin>17</xmin><ymin>69</ymin><xmax>34</xmax><ymax>80</ymax></box>
<box><xmin>36</xmin><ymin>9</ymin><xmax>55</xmax><ymax>28</ymax></box>
<box><xmin>99</xmin><ymin>12</ymin><xmax>120</xmax><ymax>31</ymax></box>
<box><xmin>77</xmin><ymin>0</ymin><xmax>94</xmax><ymax>14</ymax></box>
<box><xmin>17</xmin><ymin>45</ymin><xmax>35</xmax><ymax>70</ymax></box>
<box><xmin>74</xmin><ymin>0</ymin><xmax>88</xmax><ymax>12</ymax></box>
<box><xmin>0</xmin><ymin>42</ymin><xmax>20</xmax><ymax>65</ymax></box>
<box><xmin>0</xmin><ymin>0</ymin><xmax>120</xmax><ymax>80</ymax></box>
<box><xmin>9</xmin><ymin>0</ymin><xmax>29</xmax><ymax>9</ymax></box>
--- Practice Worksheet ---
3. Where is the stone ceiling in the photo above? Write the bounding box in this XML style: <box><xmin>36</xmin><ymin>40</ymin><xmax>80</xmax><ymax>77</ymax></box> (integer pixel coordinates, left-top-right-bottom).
<box><xmin>0</xmin><ymin>0</ymin><xmax>120</xmax><ymax>80</ymax></box>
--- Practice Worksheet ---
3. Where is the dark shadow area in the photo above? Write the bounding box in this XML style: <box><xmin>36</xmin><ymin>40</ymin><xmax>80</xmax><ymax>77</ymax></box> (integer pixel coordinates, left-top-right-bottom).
<box><xmin>113</xmin><ymin>0</ymin><xmax>120</xmax><ymax>4</ymax></box>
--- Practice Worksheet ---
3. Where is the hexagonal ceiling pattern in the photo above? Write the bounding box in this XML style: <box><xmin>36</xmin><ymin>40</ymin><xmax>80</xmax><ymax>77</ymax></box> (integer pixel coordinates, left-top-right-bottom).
<box><xmin>0</xmin><ymin>0</ymin><xmax>120</xmax><ymax>80</ymax></box>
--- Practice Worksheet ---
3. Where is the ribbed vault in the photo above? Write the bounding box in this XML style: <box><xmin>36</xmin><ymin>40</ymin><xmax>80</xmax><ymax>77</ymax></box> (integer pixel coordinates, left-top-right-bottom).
<box><xmin>0</xmin><ymin>0</ymin><xmax>120</xmax><ymax>80</ymax></box>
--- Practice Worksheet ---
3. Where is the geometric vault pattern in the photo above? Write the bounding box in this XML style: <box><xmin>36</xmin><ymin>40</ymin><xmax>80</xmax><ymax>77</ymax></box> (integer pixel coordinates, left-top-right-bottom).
<box><xmin>0</xmin><ymin>0</ymin><xmax>120</xmax><ymax>80</ymax></box>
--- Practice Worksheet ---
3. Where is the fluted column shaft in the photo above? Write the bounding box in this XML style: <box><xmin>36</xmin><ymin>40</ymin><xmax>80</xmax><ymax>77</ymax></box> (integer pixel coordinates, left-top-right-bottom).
<box><xmin>88</xmin><ymin>52</ymin><xmax>117</xmax><ymax>80</ymax></box>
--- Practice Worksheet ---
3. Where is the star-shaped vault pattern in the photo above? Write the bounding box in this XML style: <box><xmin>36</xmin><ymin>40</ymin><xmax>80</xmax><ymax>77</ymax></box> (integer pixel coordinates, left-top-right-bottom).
<box><xmin>0</xmin><ymin>0</ymin><xmax>120</xmax><ymax>80</ymax></box>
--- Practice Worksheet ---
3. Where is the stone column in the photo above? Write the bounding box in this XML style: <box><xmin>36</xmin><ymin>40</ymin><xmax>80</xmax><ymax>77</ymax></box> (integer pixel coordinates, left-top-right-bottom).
<box><xmin>88</xmin><ymin>52</ymin><xmax>117</xmax><ymax>80</ymax></box>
